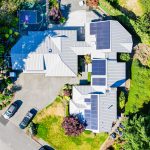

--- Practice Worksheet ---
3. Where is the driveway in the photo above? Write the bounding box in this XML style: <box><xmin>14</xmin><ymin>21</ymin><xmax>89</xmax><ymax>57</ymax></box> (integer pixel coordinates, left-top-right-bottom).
<box><xmin>10</xmin><ymin>73</ymin><xmax>79</xmax><ymax>126</ymax></box>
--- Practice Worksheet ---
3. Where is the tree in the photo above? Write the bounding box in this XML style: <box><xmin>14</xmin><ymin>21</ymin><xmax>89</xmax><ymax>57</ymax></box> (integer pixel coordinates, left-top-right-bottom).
<box><xmin>49</xmin><ymin>6</ymin><xmax>61</xmax><ymax>23</ymax></box>
<box><xmin>134</xmin><ymin>43</ymin><xmax>150</xmax><ymax>68</ymax></box>
<box><xmin>136</xmin><ymin>13</ymin><xmax>150</xmax><ymax>35</ymax></box>
<box><xmin>122</xmin><ymin>114</ymin><xmax>150</xmax><ymax>150</ymax></box>
<box><xmin>29</xmin><ymin>122</ymin><xmax>38</xmax><ymax>136</ymax></box>
<box><xmin>84</xmin><ymin>54</ymin><xmax>91</xmax><ymax>64</ymax></box>
<box><xmin>0</xmin><ymin>44</ymin><xmax>5</xmax><ymax>55</ymax></box>
<box><xmin>62</xmin><ymin>115</ymin><xmax>85</xmax><ymax>136</ymax></box>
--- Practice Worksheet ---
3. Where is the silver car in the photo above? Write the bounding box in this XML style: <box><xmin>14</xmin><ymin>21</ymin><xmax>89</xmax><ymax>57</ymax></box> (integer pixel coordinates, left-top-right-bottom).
<box><xmin>3</xmin><ymin>103</ymin><xmax>18</xmax><ymax>119</ymax></box>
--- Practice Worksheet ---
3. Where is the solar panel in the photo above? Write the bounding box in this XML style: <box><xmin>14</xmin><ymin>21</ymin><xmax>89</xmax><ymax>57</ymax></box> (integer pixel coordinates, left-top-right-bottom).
<box><xmin>92</xmin><ymin>78</ymin><xmax>106</xmax><ymax>86</ymax></box>
<box><xmin>92</xmin><ymin>60</ymin><xmax>106</xmax><ymax>75</ymax></box>
<box><xmin>90</xmin><ymin>95</ymin><xmax>98</xmax><ymax>130</ymax></box>
<box><xmin>84</xmin><ymin>98</ymin><xmax>91</xmax><ymax>103</ymax></box>
<box><xmin>84</xmin><ymin>95</ymin><xmax>99</xmax><ymax>131</ymax></box>
<box><xmin>84</xmin><ymin>109</ymin><xmax>91</xmax><ymax>129</ymax></box>
<box><xmin>90</xmin><ymin>23</ymin><xmax>97</xmax><ymax>35</ymax></box>
<box><xmin>96</xmin><ymin>21</ymin><xmax>110</xmax><ymax>49</ymax></box>
<box><xmin>89</xmin><ymin>21</ymin><xmax>110</xmax><ymax>50</ymax></box>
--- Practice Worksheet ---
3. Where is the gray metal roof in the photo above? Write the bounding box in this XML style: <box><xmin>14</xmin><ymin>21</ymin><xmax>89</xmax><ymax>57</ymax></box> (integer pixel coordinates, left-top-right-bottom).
<box><xmin>107</xmin><ymin>60</ymin><xmax>126</xmax><ymax>87</ymax></box>
<box><xmin>99</xmin><ymin>88</ymin><xmax>117</xmax><ymax>132</ymax></box>
<box><xmin>110</xmin><ymin>20</ymin><xmax>133</xmax><ymax>53</ymax></box>
<box><xmin>11</xmin><ymin>30</ymin><xmax>78</xmax><ymax>76</ymax></box>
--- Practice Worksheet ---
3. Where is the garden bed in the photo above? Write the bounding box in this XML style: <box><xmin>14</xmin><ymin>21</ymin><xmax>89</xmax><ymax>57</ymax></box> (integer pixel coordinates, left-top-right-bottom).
<box><xmin>33</xmin><ymin>97</ymin><xmax>108</xmax><ymax>150</ymax></box>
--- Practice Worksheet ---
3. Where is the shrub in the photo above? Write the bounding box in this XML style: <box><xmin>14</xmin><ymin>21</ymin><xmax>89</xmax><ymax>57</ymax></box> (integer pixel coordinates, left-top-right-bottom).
<box><xmin>0</xmin><ymin>105</ymin><xmax>2</xmax><ymax>110</ymax></box>
<box><xmin>134</xmin><ymin>43</ymin><xmax>150</xmax><ymax>67</ymax></box>
<box><xmin>49</xmin><ymin>6</ymin><xmax>61</xmax><ymax>23</ymax></box>
<box><xmin>84</xmin><ymin>54</ymin><xmax>91</xmax><ymax>64</ymax></box>
<box><xmin>120</xmin><ymin>53</ymin><xmax>130</xmax><ymax>62</ymax></box>
<box><xmin>0</xmin><ymin>44</ymin><xmax>5</xmax><ymax>55</ymax></box>
<box><xmin>62</xmin><ymin>115</ymin><xmax>85</xmax><ymax>136</ymax></box>
<box><xmin>29</xmin><ymin>122</ymin><xmax>38</xmax><ymax>136</ymax></box>
<box><xmin>119</xmin><ymin>91</ymin><xmax>126</xmax><ymax>110</ymax></box>
<box><xmin>6</xmin><ymin>101</ymin><xmax>11</xmax><ymax>106</ymax></box>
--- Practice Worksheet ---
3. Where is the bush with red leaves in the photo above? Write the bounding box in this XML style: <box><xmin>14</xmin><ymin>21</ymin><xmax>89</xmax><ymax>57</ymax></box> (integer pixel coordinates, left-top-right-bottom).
<box><xmin>86</xmin><ymin>0</ymin><xmax>99</xmax><ymax>7</ymax></box>
<box><xmin>49</xmin><ymin>6</ymin><xmax>61</xmax><ymax>22</ymax></box>
<box><xmin>62</xmin><ymin>115</ymin><xmax>85</xmax><ymax>136</ymax></box>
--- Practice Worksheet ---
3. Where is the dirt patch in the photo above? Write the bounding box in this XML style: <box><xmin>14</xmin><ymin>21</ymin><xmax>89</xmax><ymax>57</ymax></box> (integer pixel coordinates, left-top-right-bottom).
<box><xmin>34</xmin><ymin>100</ymin><xmax>65</xmax><ymax>123</ymax></box>
<box><xmin>119</xmin><ymin>0</ymin><xmax>143</xmax><ymax>16</ymax></box>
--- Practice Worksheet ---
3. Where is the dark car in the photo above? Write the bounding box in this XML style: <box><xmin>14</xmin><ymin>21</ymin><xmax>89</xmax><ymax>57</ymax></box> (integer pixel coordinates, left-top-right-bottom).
<box><xmin>110</xmin><ymin>132</ymin><xmax>116</xmax><ymax>139</ymax></box>
<box><xmin>3</xmin><ymin>103</ymin><xmax>18</xmax><ymax>119</ymax></box>
<box><xmin>19</xmin><ymin>110</ymin><xmax>36</xmax><ymax>129</ymax></box>
<box><xmin>39</xmin><ymin>145</ymin><xmax>54</xmax><ymax>150</ymax></box>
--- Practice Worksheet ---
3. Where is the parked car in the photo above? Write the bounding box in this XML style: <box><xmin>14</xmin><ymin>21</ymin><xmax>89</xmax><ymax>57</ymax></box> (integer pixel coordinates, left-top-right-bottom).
<box><xmin>19</xmin><ymin>109</ymin><xmax>36</xmax><ymax>129</ymax></box>
<box><xmin>3</xmin><ymin>103</ymin><xmax>18</xmax><ymax>119</ymax></box>
<box><xmin>39</xmin><ymin>145</ymin><xmax>54</xmax><ymax>150</ymax></box>
<box><xmin>110</xmin><ymin>132</ymin><xmax>116</xmax><ymax>139</ymax></box>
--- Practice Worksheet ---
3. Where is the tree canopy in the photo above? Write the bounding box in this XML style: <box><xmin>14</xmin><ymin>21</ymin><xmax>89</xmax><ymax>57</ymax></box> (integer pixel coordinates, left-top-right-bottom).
<box><xmin>122</xmin><ymin>114</ymin><xmax>150</xmax><ymax>150</ymax></box>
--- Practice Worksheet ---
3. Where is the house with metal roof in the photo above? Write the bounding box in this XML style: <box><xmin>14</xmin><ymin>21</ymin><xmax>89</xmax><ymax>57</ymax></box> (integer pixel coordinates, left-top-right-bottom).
<box><xmin>11</xmin><ymin>19</ymin><xmax>132</xmax><ymax>133</ymax></box>
<box><xmin>69</xmin><ymin>20</ymin><xmax>132</xmax><ymax>133</ymax></box>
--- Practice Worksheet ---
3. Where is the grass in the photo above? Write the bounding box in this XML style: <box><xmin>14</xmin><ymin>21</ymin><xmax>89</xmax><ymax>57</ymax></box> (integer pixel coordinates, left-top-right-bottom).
<box><xmin>33</xmin><ymin>98</ymin><xmax>108</xmax><ymax>150</ymax></box>
<box><xmin>88</xmin><ymin>72</ymin><xmax>91</xmax><ymax>83</ymax></box>
<box><xmin>125</xmin><ymin>60</ymin><xmax>150</xmax><ymax>114</ymax></box>
<box><xmin>118</xmin><ymin>0</ymin><xmax>144</xmax><ymax>16</ymax></box>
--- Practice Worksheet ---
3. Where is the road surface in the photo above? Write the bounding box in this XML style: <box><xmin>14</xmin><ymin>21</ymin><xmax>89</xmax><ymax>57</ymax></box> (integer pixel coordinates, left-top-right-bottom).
<box><xmin>0</xmin><ymin>116</ymin><xmax>40</xmax><ymax>150</ymax></box>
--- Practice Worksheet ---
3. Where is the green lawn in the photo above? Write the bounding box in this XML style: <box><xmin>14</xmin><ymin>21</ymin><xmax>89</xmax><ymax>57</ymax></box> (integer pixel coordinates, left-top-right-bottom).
<box><xmin>88</xmin><ymin>72</ymin><xmax>91</xmax><ymax>83</ymax></box>
<box><xmin>33</xmin><ymin>98</ymin><xmax>108</xmax><ymax>150</ymax></box>
<box><xmin>125</xmin><ymin>60</ymin><xmax>150</xmax><ymax>114</ymax></box>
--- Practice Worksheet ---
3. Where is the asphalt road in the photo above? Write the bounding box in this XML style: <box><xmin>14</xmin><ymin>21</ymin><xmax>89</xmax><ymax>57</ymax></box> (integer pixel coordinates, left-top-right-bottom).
<box><xmin>0</xmin><ymin>116</ymin><xmax>41</xmax><ymax>150</ymax></box>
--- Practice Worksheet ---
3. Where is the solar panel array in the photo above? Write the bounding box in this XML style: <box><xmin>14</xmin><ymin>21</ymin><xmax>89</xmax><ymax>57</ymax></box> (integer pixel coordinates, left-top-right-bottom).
<box><xmin>84</xmin><ymin>95</ymin><xmax>98</xmax><ymax>130</ymax></box>
<box><xmin>92</xmin><ymin>60</ymin><xmax>106</xmax><ymax>75</ymax></box>
<box><xmin>91</xmin><ymin>95</ymin><xmax>98</xmax><ymax>130</ymax></box>
<box><xmin>90</xmin><ymin>21</ymin><xmax>110</xmax><ymax>49</ymax></box>
<box><xmin>92</xmin><ymin>78</ymin><xmax>106</xmax><ymax>86</ymax></box>
<box><xmin>90</xmin><ymin>23</ymin><xmax>97</xmax><ymax>35</ymax></box>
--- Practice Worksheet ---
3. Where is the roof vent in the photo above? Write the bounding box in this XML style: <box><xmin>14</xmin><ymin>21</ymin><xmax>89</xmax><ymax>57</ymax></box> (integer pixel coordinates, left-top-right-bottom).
<box><xmin>49</xmin><ymin>48</ymin><xmax>52</xmax><ymax>53</ymax></box>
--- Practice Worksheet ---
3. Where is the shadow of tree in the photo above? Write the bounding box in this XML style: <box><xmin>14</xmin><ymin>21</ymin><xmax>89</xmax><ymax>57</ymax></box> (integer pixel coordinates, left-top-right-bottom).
<box><xmin>61</xmin><ymin>4</ymin><xmax>71</xmax><ymax>20</ymax></box>
<box><xmin>107</xmin><ymin>0</ymin><xmax>137</xmax><ymax>19</ymax></box>
<box><xmin>103</xmin><ymin>15</ymin><xmax>141</xmax><ymax>45</ymax></box>
<box><xmin>11</xmin><ymin>84</ymin><xmax>22</xmax><ymax>92</ymax></box>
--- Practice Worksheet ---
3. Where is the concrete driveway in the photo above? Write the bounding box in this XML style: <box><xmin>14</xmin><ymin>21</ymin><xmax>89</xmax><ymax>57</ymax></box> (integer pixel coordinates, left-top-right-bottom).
<box><xmin>10</xmin><ymin>73</ymin><xmax>78</xmax><ymax>126</ymax></box>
